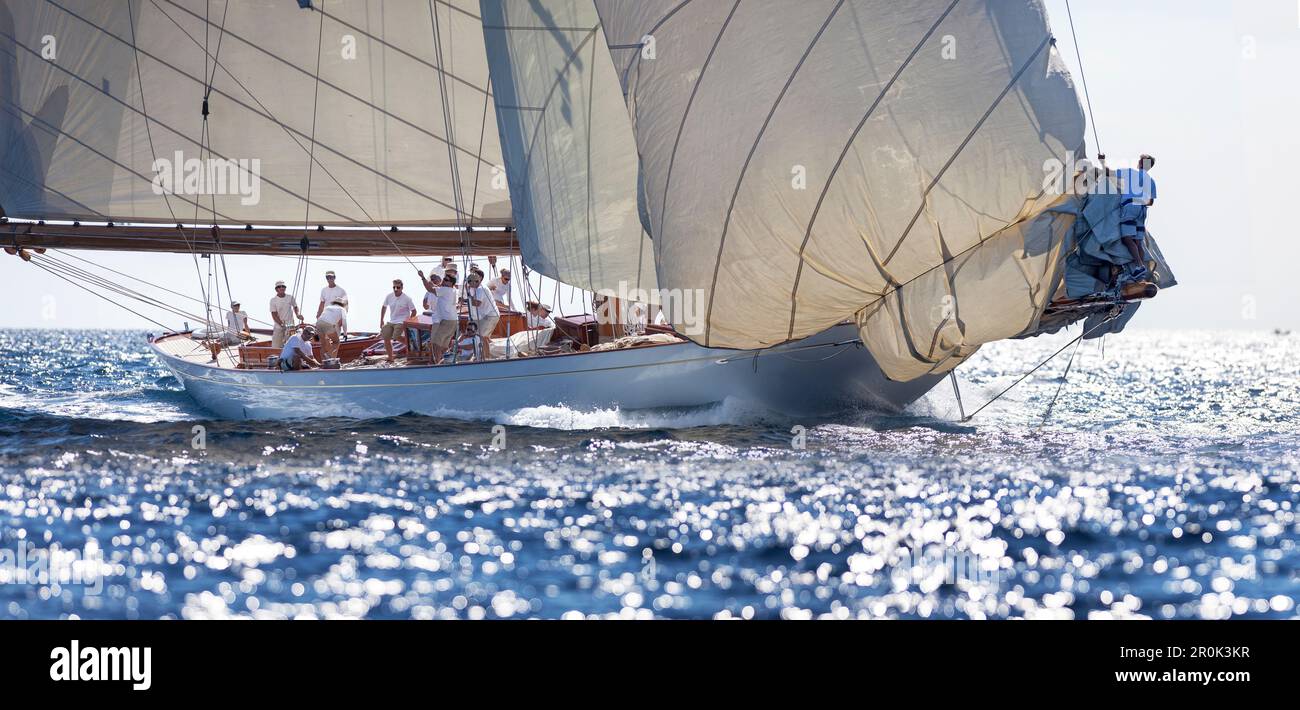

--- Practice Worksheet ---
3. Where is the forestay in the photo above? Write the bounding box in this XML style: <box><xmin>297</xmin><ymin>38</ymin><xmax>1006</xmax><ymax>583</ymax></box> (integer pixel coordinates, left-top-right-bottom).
<box><xmin>595</xmin><ymin>0</ymin><xmax>1087</xmax><ymax>379</ymax></box>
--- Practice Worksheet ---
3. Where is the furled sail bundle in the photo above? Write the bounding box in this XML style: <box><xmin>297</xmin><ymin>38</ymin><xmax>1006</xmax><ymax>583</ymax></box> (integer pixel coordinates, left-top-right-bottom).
<box><xmin>480</xmin><ymin>0</ymin><xmax>656</xmax><ymax>297</ymax></box>
<box><xmin>0</xmin><ymin>0</ymin><xmax>510</xmax><ymax>253</ymax></box>
<box><xmin>595</xmin><ymin>0</ymin><xmax>1089</xmax><ymax>379</ymax></box>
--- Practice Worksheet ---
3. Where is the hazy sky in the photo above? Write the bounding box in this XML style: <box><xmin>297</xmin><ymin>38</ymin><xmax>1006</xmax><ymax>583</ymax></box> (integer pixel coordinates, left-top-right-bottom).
<box><xmin>4</xmin><ymin>0</ymin><xmax>1298</xmax><ymax>331</ymax></box>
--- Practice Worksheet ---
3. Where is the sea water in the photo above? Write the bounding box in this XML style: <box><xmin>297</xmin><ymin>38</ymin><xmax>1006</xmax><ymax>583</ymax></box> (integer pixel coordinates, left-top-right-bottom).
<box><xmin>0</xmin><ymin>328</ymin><xmax>1296</xmax><ymax>619</ymax></box>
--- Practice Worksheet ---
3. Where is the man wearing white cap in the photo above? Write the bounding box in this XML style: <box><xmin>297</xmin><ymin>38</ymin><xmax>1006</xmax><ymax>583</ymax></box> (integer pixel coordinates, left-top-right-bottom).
<box><xmin>465</xmin><ymin>271</ymin><xmax>500</xmax><ymax>359</ymax></box>
<box><xmin>269</xmin><ymin>280</ymin><xmax>301</xmax><ymax>348</ymax></box>
<box><xmin>431</xmin><ymin>256</ymin><xmax>454</xmax><ymax>280</ymax></box>
<box><xmin>317</xmin><ymin>270</ymin><xmax>348</xmax><ymax>319</ymax></box>
<box><xmin>488</xmin><ymin>268</ymin><xmax>514</xmax><ymax>310</ymax></box>
<box><xmin>223</xmin><ymin>301</ymin><xmax>251</xmax><ymax>346</ymax></box>
<box><xmin>527</xmin><ymin>302</ymin><xmax>555</xmax><ymax>330</ymax></box>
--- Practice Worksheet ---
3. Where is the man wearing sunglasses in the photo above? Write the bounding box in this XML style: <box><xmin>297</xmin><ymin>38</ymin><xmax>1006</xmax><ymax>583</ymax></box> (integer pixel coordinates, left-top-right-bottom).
<box><xmin>379</xmin><ymin>279</ymin><xmax>416</xmax><ymax>363</ymax></box>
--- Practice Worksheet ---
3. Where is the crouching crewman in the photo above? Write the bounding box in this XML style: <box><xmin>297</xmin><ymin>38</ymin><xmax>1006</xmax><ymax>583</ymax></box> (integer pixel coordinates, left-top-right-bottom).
<box><xmin>279</xmin><ymin>325</ymin><xmax>322</xmax><ymax>371</ymax></box>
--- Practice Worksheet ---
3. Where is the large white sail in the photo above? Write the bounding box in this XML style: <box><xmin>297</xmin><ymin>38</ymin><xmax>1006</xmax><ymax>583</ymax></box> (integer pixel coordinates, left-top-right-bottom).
<box><xmin>595</xmin><ymin>0</ymin><xmax>1087</xmax><ymax>379</ymax></box>
<box><xmin>0</xmin><ymin>0</ymin><xmax>509</xmax><ymax>227</ymax></box>
<box><xmin>479</xmin><ymin>0</ymin><xmax>656</xmax><ymax>297</ymax></box>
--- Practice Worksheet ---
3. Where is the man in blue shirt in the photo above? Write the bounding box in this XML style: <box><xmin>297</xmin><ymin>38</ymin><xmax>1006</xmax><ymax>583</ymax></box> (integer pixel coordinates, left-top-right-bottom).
<box><xmin>1116</xmin><ymin>154</ymin><xmax>1156</xmax><ymax>283</ymax></box>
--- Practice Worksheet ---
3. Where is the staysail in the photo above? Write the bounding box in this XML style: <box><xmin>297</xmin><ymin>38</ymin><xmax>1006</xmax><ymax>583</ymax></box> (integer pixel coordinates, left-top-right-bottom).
<box><xmin>479</xmin><ymin>0</ymin><xmax>656</xmax><ymax>297</ymax></box>
<box><xmin>0</xmin><ymin>0</ymin><xmax>510</xmax><ymax>233</ymax></box>
<box><xmin>595</xmin><ymin>0</ymin><xmax>1088</xmax><ymax>379</ymax></box>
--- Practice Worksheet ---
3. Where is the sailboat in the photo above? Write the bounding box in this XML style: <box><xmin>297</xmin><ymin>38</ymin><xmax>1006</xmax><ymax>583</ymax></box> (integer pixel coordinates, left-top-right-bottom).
<box><xmin>3</xmin><ymin>0</ymin><xmax>1173</xmax><ymax>421</ymax></box>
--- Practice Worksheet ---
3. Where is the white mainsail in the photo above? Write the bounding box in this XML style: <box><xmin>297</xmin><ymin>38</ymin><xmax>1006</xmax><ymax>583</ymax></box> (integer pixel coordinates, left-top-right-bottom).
<box><xmin>0</xmin><ymin>0</ymin><xmax>509</xmax><ymax>227</ymax></box>
<box><xmin>479</xmin><ymin>0</ymin><xmax>656</xmax><ymax>297</ymax></box>
<box><xmin>595</xmin><ymin>0</ymin><xmax>1087</xmax><ymax>379</ymax></box>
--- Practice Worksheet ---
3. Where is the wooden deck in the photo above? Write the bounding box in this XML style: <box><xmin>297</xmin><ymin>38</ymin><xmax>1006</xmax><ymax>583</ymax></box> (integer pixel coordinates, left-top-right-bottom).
<box><xmin>152</xmin><ymin>333</ymin><xmax>242</xmax><ymax>367</ymax></box>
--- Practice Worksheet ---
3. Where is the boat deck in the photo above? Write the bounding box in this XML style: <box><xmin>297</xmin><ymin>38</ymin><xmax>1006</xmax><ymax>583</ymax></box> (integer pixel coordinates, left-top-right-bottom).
<box><xmin>152</xmin><ymin>329</ymin><xmax>687</xmax><ymax>372</ymax></box>
<box><xmin>153</xmin><ymin>333</ymin><xmax>243</xmax><ymax>368</ymax></box>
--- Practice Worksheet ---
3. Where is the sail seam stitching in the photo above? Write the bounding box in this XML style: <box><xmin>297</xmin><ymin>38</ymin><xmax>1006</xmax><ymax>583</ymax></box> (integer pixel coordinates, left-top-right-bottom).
<box><xmin>784</xmin><ymin>0</ymin><xmax>962</xmax><ymax>341</ymax></box>
<box><xmin>702</xmin><ymin>0</ymin><xmax>847</xmax><ymax>347</ymax></box>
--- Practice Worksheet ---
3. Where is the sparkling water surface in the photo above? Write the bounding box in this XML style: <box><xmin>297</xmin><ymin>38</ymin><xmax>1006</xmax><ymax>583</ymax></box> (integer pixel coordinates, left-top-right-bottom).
<box><xmin>0</xmin><ymin>328</ymin><xmax>1296</xmax><ymax>619</ymax></box>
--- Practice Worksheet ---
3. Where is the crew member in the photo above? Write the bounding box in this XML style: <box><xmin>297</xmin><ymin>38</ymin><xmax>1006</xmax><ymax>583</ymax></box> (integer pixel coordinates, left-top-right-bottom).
<box><xmin>430</xmin><ymin>272</ymin><xmax>459</xmax><ymax>363</ymax></box>
<box><xmin>527</xmin><ymin>302</ymin><xmax>555</xmax><ymax>330</ymax></box>
<box><xmin>488</xmin><ymin>268</ymin><xmax>514</xmax><ymax>310</ymax></box>
<box><xmin>379</xmin><ymin>279</ymin><xmax>416</xmax><ymax>363</ymax></box>
<box><xmin>1116</xmin><ymin>154</ymin><xmax>1156</xmax><ymax>283</ymax></box>
<box><xmin>224</xmin><ymin>301</ymin><xmax>251</xmax><ymax>345</ymax></box>
<box><xmin>465</xmin><ymin>272</ymin><xmax>500</xmax><ymax>359</ymax></box>
<box><xmin>317</xmin><ymin>270</ymin><xmax>348</xmax><ymax>318</ymax></box>
<box><xmin>269</xmin><ymin>281</ymin><xmax>301</xmax><ymax>348</ymax></box>
<box><xmin>456</xmin><ymin>321</ymin><xmax>483</xmax><ymax>362</ymax></box>
<box><xmin>279</xmin><ymin>325</ymin><xmax>321</xmax><ymax>371</ymax></box>
<box><xmin>315</xmin><ymin>299</ymin><xmax>348</xmax><ymax>360</ymax></box>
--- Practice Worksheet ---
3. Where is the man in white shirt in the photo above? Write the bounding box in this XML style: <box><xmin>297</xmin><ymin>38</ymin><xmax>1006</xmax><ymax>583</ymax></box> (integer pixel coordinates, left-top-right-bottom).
<box><xmin>487</xmin><ymin>268</ymin><xmax>514</xmax><ymax>310</ymax></box>
<box><xmin>379</xmin><ymin>279</ymin><xmax>416</xmax><ymax>363</ymax></box>
<box><xmin>269</xmin><ymin>281</ymin><xmax>301</xmax><ymax>348</ymax></box>
<box><xmin>1116</xmin><ymin>154</ymin><xmax>1157</xmax><ymax>283</ymax></box>
<box><xmin>431</xmin><ymin>256</ymin><xmax>454</xmax><ymax>280</ymax></box>
<box><xmin>223</xmin><ymin>301</ymin><xmax>251</xmax><ymax>345</ymax></box>
<box><xmin>317</xmin><ymin>270</ymin><xmax>348</xmax><ymax>318</ymax></box>
<box><xmin>315</xmin><ymin>299</ymin><xmax>348</xmax><ymax>360</ymax></box>
<box><xmin>279</xmin><ymin>326</ymin><xmax>321</xmax><ymax>371</ymax></box>
<box><xmin>455</xmin><ymin>321</ymin><xmax>482</xmax><ymax>362</ymax></box>
<box><xmin>465</xmin><ymin>272</ymin><xmax>500</xmax><ymax>359</ymax></box>
<box><xmin>430</xmin><ymin>272</ymin><xmax>460</xmax><ymax>363</ymax></box>
<box><xmin>527</xmin><ymin>302</ymin><xmax>555</xmax><ymax>330</ymax></box>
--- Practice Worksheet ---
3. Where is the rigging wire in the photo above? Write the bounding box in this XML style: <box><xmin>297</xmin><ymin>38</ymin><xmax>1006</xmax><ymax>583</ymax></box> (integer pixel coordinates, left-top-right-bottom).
<box><xmin>958</xmin><ymin>314</ymin><xmax>1117</xmax><ymax>423</ymax></box>
<box><xmin>295</xmin><ymin>0</ymin><xmax>327</xmax><ymax>308</ymax></box>
<box><xmin>428</xmin><ymin>0</ymin><xmax>473</xmax><ymax>339</ymax></box>
<box><xmin>29</xmin><ymin>258</ymin><xmax>175</xmax><ymax>332</ymax></box>
<box><xmin>54</xmin><ymin>250</ymin><xmax>273</xmax><ymax>328</ymax></box>
<box><xmin>28</xmin><ymin>254</ymin><xmax>212</xmax><ymax>330</ymax></box>
<box><xmin>202</xmin><ymin>0</ymin><xmax>235</xmax><ymax>316</ymax></box>
<box><xmin>1039</xmin><ymin>333</ymin><xmax>1085</xmax><ymax>425</ymax></box>
<box><xmin>32</xmin><ymin>254</ymin><xmax>218</xmax><ymax>324</ymax></box>
<box><xmin>143</xmin><ymin>0</ymin><xmax>424</xmax><ymax>275</ymax></box>
<box><xmin>1064</xmin><ymin>0</ymin><xmax>1102</xmax><ymax>156</ymax></box>
<box><xmin>126</xmin><ymin>0</ymin><xmax>212</xmax><ymax>330</ymax></box>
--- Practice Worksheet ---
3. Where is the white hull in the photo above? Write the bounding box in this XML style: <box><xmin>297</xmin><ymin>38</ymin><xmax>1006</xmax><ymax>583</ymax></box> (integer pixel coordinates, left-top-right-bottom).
<box><xmin>150</xmin><ymin>323</ymin><xmax>940</xmax><ymax>420</ymax></box>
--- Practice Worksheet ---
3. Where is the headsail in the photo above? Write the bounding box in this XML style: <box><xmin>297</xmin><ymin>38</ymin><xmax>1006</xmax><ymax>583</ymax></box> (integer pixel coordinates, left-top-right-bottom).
<box><xmin>595</xmin><ymin>0</ymin><xmax>1087</xmax><ymax>379</ymax></box>
<box><xmin>0</xmin><ymin>0</ymin><xmax>510</xmax><ymax>230</ymax></box>
<box><xmin>480</xmin><ymin>0</ymin><xmax>656</xmax><ymax>297</ymax></box>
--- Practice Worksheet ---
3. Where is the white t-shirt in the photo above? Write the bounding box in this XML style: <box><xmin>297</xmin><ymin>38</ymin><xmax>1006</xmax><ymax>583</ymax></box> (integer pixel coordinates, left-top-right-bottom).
<box><xmin>320</xmin><ymin>285</ymin><xmax>348</xmax><ymax>309</ymax></box>
<box><xmin>279</xmin><ymin>333</ymin><xmax>313</xmax><ymax>363</ymax></box>
<box><xmin>318</xmin><ymin>303</ymin><xmax>347</xmax><ymax>328</ymax></box>
<box><xmin>528</xmin><ymin>312</ymin><xmax>555</xmax><ymax>329</ymax></box>
<box><xmin>269</xmin><ymin>294</ymin><xmax>297</xmax><ymax>325</ymax></box>
<box><xmin>467</xmin><ymin>285</ymin><xmax>500</xmax><ymax>320</ymax></box>
<box><xmin>1116</xmin><ymin>168</ymin><xmax>1157</xmax><ymax>205</ymax></box>
<box><xmin>435</xmin><ymin>286</ymin><xmax>458</xmax><ymax>321</ymax></box>
<box><xmin>487</xmin><ymin>277</ymin><xmax>513</xmax><ymax>308</ymax></box>
<box><xmin>383</xmin><ymin>292</ymin><xmax>416</xmax><ymax>324</ymax></box>
<box><xmin>423</xmin><ymin>290</ymin><xmax>440</xmax><ymax>320</ymax></box>
<box><xmin>457</xmin><ymin>334</ymin><xmax>481</xmax><ymax>361</ymax></box>
<box><xmin>225</xmin><ymin>310</ymin><xmax>248</xmax><ymax>336</ymax></box>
